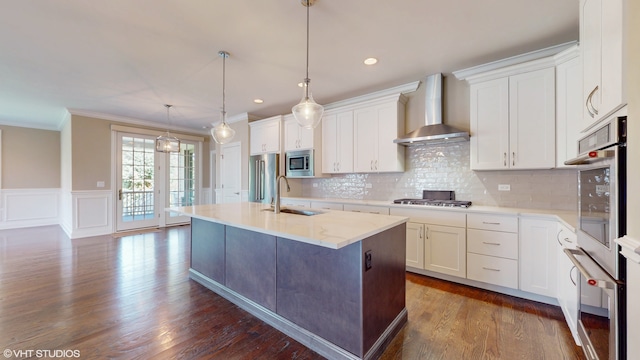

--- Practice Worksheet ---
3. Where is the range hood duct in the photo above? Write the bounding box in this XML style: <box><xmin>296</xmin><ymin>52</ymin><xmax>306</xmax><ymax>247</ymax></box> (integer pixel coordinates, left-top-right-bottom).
<box><xmin>394</xmin><ymin>73</ymin><xmax>469</xmax><ymax>146</ymax></box>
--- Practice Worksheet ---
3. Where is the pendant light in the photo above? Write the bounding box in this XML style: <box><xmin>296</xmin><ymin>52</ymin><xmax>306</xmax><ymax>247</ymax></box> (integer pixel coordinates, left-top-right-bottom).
<box><xmin>291</xmin><ymin>0</ymin><xmax>324</xmax><ymax>129</ymax></box>
<box><xmin>211</xmin><ymin>51</ymin><xmax>236</xmax><ymax>144</ymax></box>
<box><xmin>156</xmin><ymin>104</ymin><xmax>181</xmax><ymax>153</ymax></box>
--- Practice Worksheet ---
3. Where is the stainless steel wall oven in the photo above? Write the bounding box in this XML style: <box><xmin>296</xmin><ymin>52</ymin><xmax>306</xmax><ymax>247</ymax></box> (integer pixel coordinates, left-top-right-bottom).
<box><xmin>565</xmin><ymin>111</ymin><xmax>627</xmax><ymax>360</ymax></box>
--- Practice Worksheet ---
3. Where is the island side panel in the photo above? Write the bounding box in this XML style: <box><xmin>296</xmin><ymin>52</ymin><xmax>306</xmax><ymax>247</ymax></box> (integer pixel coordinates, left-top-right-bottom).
<box><xmin>225</xmin><ymin>226</ymin><xmax>277</xmax><ymax>312</ymax></box>
<box><xmin>191</xmin><ymin>218</ymin><xmax>226</xmax><ymax>284</ymax></box>
<box><xmin>361</xmin><ymin>224</ymin><xmax>407</xmax><ymax>355</ymax></box>
<box><xmin>276</xmin><ymin>237</ymin><xmax>364</xmax><ymax>357</ymax></box>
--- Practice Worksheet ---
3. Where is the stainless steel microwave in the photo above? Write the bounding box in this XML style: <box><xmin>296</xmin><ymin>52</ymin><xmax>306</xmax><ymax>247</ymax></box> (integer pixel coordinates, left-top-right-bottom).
<box><xmin>285</xmin><ymin>149</ymin><xmax>314</xmax><ymax>177</ymax></box>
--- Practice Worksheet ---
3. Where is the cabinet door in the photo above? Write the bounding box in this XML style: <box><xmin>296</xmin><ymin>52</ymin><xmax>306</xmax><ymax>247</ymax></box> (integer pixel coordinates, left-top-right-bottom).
<box><xmin>335</xmin><ymin>111</ymin><xmax>354</xmax><ymax>173</ymax></box>
<box><xmin>424</xmin><ymin>224</ymin><xmax>466</xmax><ymax>278</ymax></box>
<box><xmin>298</xmin><ymin>124</ymin><xmax>314</xmax><ymax>150</ymax></box>
<box><xmin>353</xmin><ymin>107</ymin><xmax>378</xmax><ymax>172</ymax></box>
<box><xmin>581</xmin><ymin>0</ymin><xmax>602</xmax><ymax>122</ymax></box>
<box><xmin>405</xmin><ymin>222</ymin><xmax>425</xmax><ymax>269</ymax></box>
<box><xmin>250</xmin><ymin>123</ymin><xmax>264</xmax><ymax>155</ymax></box>
<box><xmin>599</xmin><ymin>0</ymin><xmax>624</xmax><ymax>118</ymax></box>
<box><xmin>262</xmin><ymin>121</ymin><xmax>281</xmax><ymax>153</ymax></box>
<box><xmin>509</xmin><ymin>67</ymin><xmax>555</xmax><ymax>169</ymax></box>
<box><xmin>556</xmin><ymin>53</ymin><xmax>583</xmax><ymax>167</ymax></box>
<box><xmin>556</xmin><ymin>226</ymin><xmax>580</xmax><ymax>343</ymax></box>
<box><xmin>470</xmin><ymin>77</ymin><xmax>509</xmax><ymax>170</ymax></box>
<box><xmin>283</xmin><ymin>117</ymin><xmax>300</xmax><ymax>151</ymax></box>
<box><xmin>376</xmin><ymin>103</ymin><xmax>404</xmax><ymax>172</ymax></box>
<box><xmin>519</xmin><ymin>218</ymin><xmax>557</xmax><ymax>297</ymax></box>
<box><xmin>321</xmin><ymin>113</ymin><xmax>338</xmax><ymax>173</ymax></box>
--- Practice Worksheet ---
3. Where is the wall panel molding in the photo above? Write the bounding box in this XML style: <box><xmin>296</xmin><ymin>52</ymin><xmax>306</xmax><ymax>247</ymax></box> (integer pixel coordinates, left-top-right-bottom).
<box><xmin>0</xmin><ymin>189</ymin><xmax>60</xmax><ymax>229</ymax></box>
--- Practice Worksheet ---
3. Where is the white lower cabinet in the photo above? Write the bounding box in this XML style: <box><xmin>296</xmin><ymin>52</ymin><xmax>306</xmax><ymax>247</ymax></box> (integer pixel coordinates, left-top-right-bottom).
<box><xmin>423</xmin><ymin>224</ymin><xmax>466</xmax><ymax>277</ymax></box>
<box><xmin>519</xmin><ymin>217</ymin><xmax>557</xmax><ymax>297</ymax></box>
<box><xmin>391</xmin><ymin>208</ymin><xmax>466</xmax><ymax>278</ymax></box>
<box><xmin>467</xmin><ymin>213</ymin><xmax>519</xmax><ymax>289</ymax></box>
<box><xmin>405</xmin><ymin>222</ymin><xmax>425</xmax><ymax>269</ymax></box>
<box><xmin>310</xmin><ymin>201</ymin><xmax>344</xmax><ymax>211</ymax></box>
<box><xmin>556</xmin><ymin>223</ymin><xmax>581</xmax><ymax>344</ymax></box>
<box><xmin>343</xmin><ymin>204</ymin><xmax>390</xmax><ymax>215</ymax></box>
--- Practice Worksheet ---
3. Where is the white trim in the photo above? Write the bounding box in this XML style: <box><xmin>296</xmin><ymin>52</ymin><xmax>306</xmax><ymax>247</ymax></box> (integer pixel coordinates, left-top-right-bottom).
<box><xmin>70</xmin><ymin>190</ymin><xmax>113</xmax><ymax>239</ymax></box>
<box><xmin>616</xmin><ymin>236</ymin><xmax>640</xmax><ymax>264</ymax></box>
<box><xmin>323</xmin><ymin>81</ymin><xmax>420</xmax><ymax>111</ymax></box>
<box><xmin>226</xmin><ymin>112</ymin><xmax>259</xmax><ymax>124</ymax></box>
<box><xmin>0</xmin><ymin>189</ymin><xmax>60</xmax><ymax>230</ymax></box>
<box><xmin>553</xmin><ymin>44</ymin><xmax>580</xmax><ymax>65</ymax></box>
<box><xmin>453</xmin><ymin>41</ymin><xmax>577</xmax><ymax>81</ymax></box>
<box><xmin>0</xmin><ymin>129</ymin><xmax>2</xmax><ymax>190</ymax></box>
<box><xmin>110</xmin><ymin>124</ymin><xmax>204</xmax><ymax>141</ymax></box>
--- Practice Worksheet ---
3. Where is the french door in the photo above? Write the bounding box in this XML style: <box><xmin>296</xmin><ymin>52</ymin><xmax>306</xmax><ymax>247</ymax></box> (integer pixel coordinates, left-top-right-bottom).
<box><xmin>116</xmin><ymin>132</ymin><xmax>198</xmax><ymax>232</ymax></box>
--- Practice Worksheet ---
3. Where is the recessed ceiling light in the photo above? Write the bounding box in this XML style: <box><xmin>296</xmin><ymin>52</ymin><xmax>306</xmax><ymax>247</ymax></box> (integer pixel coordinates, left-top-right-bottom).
<box><xmin>364</xmin><ymin>57</ymin><xmax>378</xmax><ymax>65</ymax></box>
<box><xmin>254</xmin><ymin>99</ymin><xmax>264</xmax><ymax>104</ymax></box>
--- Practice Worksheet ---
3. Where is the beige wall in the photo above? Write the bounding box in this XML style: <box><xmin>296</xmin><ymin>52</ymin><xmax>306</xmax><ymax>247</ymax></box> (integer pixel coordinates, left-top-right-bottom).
<box><xmin>0</xmin><ymin>125</ymin><xmax>60</xmax><ymax>189</ymax></box>
<box><xmin>71</xmin><ymin>114</ymin><xmax>210</xmax><ymax>192</ymax></box>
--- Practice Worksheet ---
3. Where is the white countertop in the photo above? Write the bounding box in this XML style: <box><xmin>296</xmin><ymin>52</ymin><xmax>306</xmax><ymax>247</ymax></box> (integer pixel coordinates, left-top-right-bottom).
<box><xmin>167</xmin><ymin>202</ymin><xmax>408</xmax><ymax>250</ymax></box>
<box><xmin>285</xmin><ymin>196</ymin><xmax>578</xmax><ymax>231</ymax></box>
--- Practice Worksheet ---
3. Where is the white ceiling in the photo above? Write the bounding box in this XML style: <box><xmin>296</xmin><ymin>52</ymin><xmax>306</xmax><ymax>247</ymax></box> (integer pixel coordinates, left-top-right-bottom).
<box><xmin>0</xmin><ymin>0</ymin><xmax>578</xmax><ymax>133</ymax></box>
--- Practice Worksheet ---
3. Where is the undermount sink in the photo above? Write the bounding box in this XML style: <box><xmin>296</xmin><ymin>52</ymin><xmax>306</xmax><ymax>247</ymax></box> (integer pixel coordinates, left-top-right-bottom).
<box><xmin>262</xmin><ymin>208</ymin><xmax>323</xmax><ymax>216</ymax></box>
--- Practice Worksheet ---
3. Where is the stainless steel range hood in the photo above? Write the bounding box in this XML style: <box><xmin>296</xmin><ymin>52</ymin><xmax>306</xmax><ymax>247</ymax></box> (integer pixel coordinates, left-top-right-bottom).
<box><xmin>394</xmin><ymin>73</ymin><xmax>469</xmax><ymax>146</ymax></box>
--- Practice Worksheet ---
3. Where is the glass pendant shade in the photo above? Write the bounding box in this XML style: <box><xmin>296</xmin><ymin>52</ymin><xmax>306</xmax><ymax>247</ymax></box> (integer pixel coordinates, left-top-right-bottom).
<box><xmin>292</xmin><ymin>89</ymin><xmax>324</xmax><ymax>129</ymax></box>
<box><xmin>156</xmin><ymin>104</ymin><xmax>180</xmax><ymax>153</ymax></box>
<box><xmin>211</xmin><ymin>112</ymin><xmax>235</xmax><ymax>144</ymax></box>
<box><xmin>156</xmin><ymin>132</ymin><xmax>181</xmax><ymax>152</ymax></box>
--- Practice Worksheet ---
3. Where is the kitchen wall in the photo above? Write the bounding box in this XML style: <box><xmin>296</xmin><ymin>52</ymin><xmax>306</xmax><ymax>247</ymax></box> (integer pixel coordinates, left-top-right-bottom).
<box><xmin>0</xmin><ymin>125</ymin><xmax>60</xmax><ymax>189</ymax></box>
<box><xmin>301</xmin><ymin>142</ymin><xmax>577</xmax><ymax>211</ymax></box>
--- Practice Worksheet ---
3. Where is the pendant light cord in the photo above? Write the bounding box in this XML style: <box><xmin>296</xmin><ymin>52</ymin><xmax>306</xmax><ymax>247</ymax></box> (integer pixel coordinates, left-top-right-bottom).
<box><xmin>222</xmin><ymin>52</ymin><xmax>226</xmax><ymax>121</ymax></box>
<box><xmin>304</xmin><ymin>1</ymin><xmax>310</xmax><ymax>99</ymax></box>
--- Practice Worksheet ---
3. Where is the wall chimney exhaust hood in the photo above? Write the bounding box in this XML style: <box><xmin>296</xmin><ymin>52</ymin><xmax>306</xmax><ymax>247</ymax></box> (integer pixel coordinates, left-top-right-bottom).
<box><xmin>394</xmin><ymin>73</ymin><xmax>469</xmax><ymax>146</ymax></box>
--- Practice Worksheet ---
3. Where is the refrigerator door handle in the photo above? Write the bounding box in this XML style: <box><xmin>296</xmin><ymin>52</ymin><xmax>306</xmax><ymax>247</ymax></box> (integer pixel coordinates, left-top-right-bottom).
<box><xmin>259</xmin><ymin>160</ymin><xmax>265</xmax><ymax>200</ymax></box>
<box><xmin>254</xmin><ymin>160</ymin><xmax>260</xmax><ymax>201</ymax></box>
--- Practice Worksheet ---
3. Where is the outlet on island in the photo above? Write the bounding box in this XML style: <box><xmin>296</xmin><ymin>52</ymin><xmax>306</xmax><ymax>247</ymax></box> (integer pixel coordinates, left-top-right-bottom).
<box><xmin>365</xmin><ymin>250</ymin><xmax>372</xmax><ymax>271</ymax></box>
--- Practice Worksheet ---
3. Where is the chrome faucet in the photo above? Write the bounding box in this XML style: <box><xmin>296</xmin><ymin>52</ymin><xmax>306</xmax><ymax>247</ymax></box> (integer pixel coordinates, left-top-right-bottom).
<box><xmin>274</xmin><ymin>175</ymin><xmax>290</xmax><ymax>214</ymax></box>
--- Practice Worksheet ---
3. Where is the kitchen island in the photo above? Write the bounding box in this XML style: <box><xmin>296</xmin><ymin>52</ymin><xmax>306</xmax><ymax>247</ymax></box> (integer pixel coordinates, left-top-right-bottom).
<box><xmin>168</xmin><ymin>202</ymin><xmax>408</xmax><ymax>360</ymax></box>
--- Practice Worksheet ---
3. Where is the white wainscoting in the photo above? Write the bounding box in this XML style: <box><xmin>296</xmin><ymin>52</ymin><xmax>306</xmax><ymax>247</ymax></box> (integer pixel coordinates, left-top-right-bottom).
<box><xmin>66</xmin><ymin>190</ymin><xmax>113</xmax><ymax>239</ymax></box>
<box><xmin>201</xmin><ymin>187</ymin><xmax>213</xmax><ymax>205</ymax></box>
<box><xmin>0</xmin><ymin>189</ymin><xmax>60</xmax><ymax>229</ymax></box>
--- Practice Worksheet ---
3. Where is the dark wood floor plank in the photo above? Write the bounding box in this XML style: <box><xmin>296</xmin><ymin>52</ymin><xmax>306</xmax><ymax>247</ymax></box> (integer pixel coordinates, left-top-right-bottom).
<box><xmin>0</xmin><ymin>225</ymin><xmax>583</xmax><ymax>360</ymax></box>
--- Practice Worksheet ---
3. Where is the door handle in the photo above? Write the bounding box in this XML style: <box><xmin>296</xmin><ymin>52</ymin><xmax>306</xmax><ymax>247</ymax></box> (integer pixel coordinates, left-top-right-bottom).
<box><xmin>118</xmin><ymin>189</ymin><xmax>123</xmax><ymax>201</ymax></box>
<box><xmin>563</xmin><ymin>248</ymin><xmax>615</xmax><ymax>289</ymax></box>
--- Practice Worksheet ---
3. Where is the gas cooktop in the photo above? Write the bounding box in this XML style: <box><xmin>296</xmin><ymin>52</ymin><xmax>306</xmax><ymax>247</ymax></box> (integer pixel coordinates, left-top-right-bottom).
<box><xmin>392</xmin><ymin>198</ymin><xmax>472</xmax><ymax>208</ymax></box>
<box><xmin>393</xmin><ymin>190</ymin><xmax>472</xmax><ymax>208</ymax></box>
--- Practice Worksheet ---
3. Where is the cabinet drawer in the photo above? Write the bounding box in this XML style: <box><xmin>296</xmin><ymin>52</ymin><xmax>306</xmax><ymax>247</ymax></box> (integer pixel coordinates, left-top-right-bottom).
<box><xmin>467</xmin><ymin>213</ymin><xmax>518</xmax><ymax>232</ymax></box>
<box><xmin>467</xmin><ymin>229</ymin><xmax>518</xmax><ymax>259</ymax></box>
<box><xmin>311</xmin><ymin>201</ymin><xmax>344</xmax><ymax>211</ymax></box>
<box><xmin>390</xmin><ymin>208</ymin><xmax>466</xmax><ymax>227</ymax></box>
<box><xmin>343</xmin><ymin>204</ymin><xmax>390</xmax><ymax>215</ymax></box>
<box><xmin>467</xmin><ymin>253</ymin><xmax>518</xmax><ymax>289</ymax></box>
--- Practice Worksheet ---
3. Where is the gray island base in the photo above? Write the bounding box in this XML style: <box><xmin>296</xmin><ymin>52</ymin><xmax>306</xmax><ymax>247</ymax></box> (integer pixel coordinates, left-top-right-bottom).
<box><xmin>189</xmin><ymin>217</ymin><xmax>407</xmax><ymax>360</ymax></box>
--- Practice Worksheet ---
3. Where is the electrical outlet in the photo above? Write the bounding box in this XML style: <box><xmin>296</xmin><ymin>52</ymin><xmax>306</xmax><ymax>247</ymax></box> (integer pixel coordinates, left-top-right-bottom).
<box><xmin>365</xmin><ymin>183</ymin><xmax>373</xmax><ymax>189</ymax></box>
<box><xmin>498</xmin><ymin>184</ymin><xmax>511</xmax><ymax>191</ymax></box>
<box><xmin>364</xmin><ymin>250</ymin><xmax>372</xmax><ymax>271</ymax></box>
<box><xmin>312</xmin><ymin>183</ymin><xmax>318</xmax><ymax>188</ymax></box>
<box><xmin>97</xmin><ymin>181</ymin><xmax>105</xmax><ymax>188</ymax></box>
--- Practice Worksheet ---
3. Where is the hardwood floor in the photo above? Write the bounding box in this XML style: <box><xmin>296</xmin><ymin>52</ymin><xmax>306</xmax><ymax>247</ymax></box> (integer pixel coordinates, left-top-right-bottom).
<box><xmin>0</xmin><ymin>225</ymin><xmax>583</xmax><ymax>359</ymax></box>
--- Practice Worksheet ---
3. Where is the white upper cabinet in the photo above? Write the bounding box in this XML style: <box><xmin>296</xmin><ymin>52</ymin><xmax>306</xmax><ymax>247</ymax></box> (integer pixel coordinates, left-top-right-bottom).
<box><xmin>469</xmin><ymin>67</ymin><xmax>556</xmax><ymax>170</ymax></box>
<box><xmin>250</xmin><ymin>115</ymin><xmax>282</xmax><ymax>155</ymax></box>
<box><xmin>353</xmin><ymin>96</ymin><xmax>406</xmax><ymax>173</ymax></box>
<box><xmin>581</xmin><ymin>0</ymin><xmax>626</xmax><ymax>129</ymax></box>
<box><xmin>283</xmin><ymin>114</ymin><xmax>315</xmax><ymax>151</ymax></box>
<box><xmin>322</xmin><ymin>110</ymin><xmax>353</xmax><ymax>174</ymax></box>
<box><xmin>555</xmin><ymin>46</ymin><xmax>583</xmax><ymax>167</ymax></box>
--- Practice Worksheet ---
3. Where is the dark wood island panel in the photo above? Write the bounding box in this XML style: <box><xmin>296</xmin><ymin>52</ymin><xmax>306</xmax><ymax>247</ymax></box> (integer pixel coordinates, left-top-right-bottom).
<box><xmin>189</xmin><ymin>218</ymin><xmax>407</xmax><ymax>360</ymax></box>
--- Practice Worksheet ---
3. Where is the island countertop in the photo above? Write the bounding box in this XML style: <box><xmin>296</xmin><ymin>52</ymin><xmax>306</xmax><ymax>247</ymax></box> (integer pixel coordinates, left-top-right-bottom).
<box><xmin>168</xmin><ymin>202</ymin><xmax>408</xmax><ymax>249</ymax></box>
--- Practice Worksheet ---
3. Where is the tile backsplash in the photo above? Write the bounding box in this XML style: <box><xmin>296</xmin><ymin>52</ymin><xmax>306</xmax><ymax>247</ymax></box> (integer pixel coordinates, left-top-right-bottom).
<box><xmin>301</xmin><ymin>142</ymin><xmax>578</xmax><ymax>211</ymax></box>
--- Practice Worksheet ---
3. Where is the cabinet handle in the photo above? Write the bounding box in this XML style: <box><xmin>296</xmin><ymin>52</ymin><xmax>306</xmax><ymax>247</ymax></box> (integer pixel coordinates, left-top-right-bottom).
<box><xmin>375</xmin><ymin>160</ymin><xmax>378</xmax><ymax>170</ymax></box>
<box><xmin>503</xmin><ymin>152</ymin><xmax>507</xmax><ymax>166</ymax></box>
<box><xmin>370</xmin><ymin>160</ymin><xmax>374</xmax><ymax>170</ymax></box>
<box><xmin>369</xmin><ymin>211</ymin><xmax>380</xmax><ymax>214</ymax></box>
<box><xmin>419</xmin><ymin>229</ymin><xmax>423</xmax><ymax>239</ymax></box>
<box><xmin>569</xmin><ymin>266</ymin><xmax>577</xmax><ymax>286</ymax></box>
<box><xmin>586</xmin><ymin>86</ymin><xmax>599</xmax><ymax>118</ymax></box>
<box><xmin>563</xmin><ymin>237</ymin><xmax>573</xmax><ymax>244</ymax></box>
<box><xmin>482</xmin><ymin>221</ymin><xmax>501</xmax><ymax>225</ymax></box>
<box><xmin>482</xmin><ymin>242</ymin><xmax>501</xmax><ymax>246</ymax></box>
<box><xmin>512</xmin><ymin>152</ymin><xmax>515</xmax><ymax>166</ymax></box>
<box><xmin>426</xmin><ymin>227</ymin><xmax>430</xmax><ymax>239</ymax></box>
<box><xmin>482</xmin><ymin>267</ymin><xmax>500</xmax><ymax>272</ymax></box>
<box><xmin>556</xmin><ymin>230</ymin><xmax>563</xmax><ymax>246</ymax></box>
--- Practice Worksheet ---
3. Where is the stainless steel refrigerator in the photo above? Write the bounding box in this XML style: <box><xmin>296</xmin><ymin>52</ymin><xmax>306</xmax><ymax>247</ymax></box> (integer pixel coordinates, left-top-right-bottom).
<box><xmin>248</xmin><ymin>153</ymin><xmax>279</xmax><ymax>204</ymax></box>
